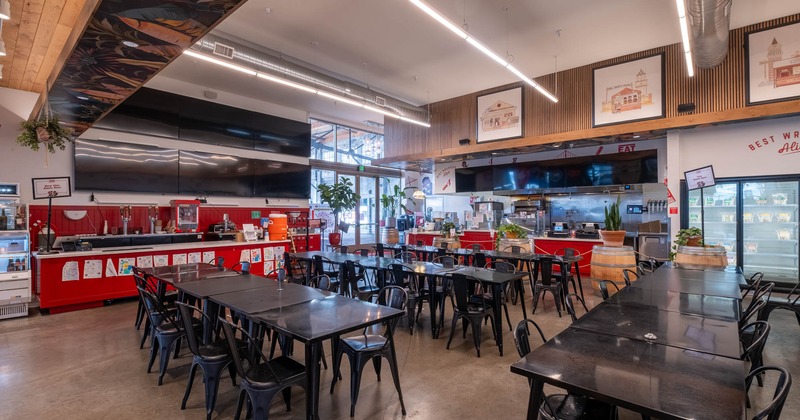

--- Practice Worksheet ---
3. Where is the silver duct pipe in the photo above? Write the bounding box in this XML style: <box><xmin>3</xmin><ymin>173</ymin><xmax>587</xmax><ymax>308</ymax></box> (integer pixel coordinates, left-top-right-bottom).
<box><xmin>190</xmin><ymin>33</ymin><xmax>430</xmax><ymax>123</ymax></box>
<box><xmin>686</xmin><ymin>0</ymin><xmax>733</xmax><ymax>69</ymax></box>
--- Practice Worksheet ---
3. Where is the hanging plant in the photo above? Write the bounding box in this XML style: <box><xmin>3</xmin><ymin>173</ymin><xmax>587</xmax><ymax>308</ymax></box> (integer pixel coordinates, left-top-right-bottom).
<box><xmin>17</xmin><ymin>115</ymin><xmax>74</xmax><ymax>153</ymax></box>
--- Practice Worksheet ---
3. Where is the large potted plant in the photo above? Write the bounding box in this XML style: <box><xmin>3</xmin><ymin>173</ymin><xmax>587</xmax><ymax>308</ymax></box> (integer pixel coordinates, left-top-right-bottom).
<box><xmin>318</xmin><ymin>178</ymin><xmax>359</xmax><ymax>247</ymax></box>
<box><xmin>495</xmin><ymin>223</ymin><xmax>528</xmax><ymax>249</ymax></box>
<box><xmin>379</xmin><ymin>185</ymin><xmax>413</xmax><ymax>228</ymax></box>
<box><xmin>600</xmin><ymin>195</ymin><xmax>625</xmax><ymax>247</ymax></box>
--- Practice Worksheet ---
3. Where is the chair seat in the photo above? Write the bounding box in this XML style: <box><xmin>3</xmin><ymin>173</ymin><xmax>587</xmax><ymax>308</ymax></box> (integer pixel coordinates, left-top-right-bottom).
<box><xmin>341</xmin><ymin>335</ymin><xmax>388</xmax><ymax>351</ymax></box>
<box><xmin>244</xmin><ymin>355</ymin><xmax>306</xmax><ymax>389</ymax></box>
<box><xmin>763</xmin><ymin>296</ymin><xmax>798</xmax><ymax>307</ymax></box>
<box><xmin>456</xmin><ymin>304</ymin><xmax>490</xmax><ymax>315</ymax></box>
<box><xmin>540</xmin><ymin>394</ymin><xmax>616</xmax><ymax>420</ymax></box>
<box><xmin>197</xmin><ymin>341</ymin><xmax>232</xmax><ymax>361</ymax></box>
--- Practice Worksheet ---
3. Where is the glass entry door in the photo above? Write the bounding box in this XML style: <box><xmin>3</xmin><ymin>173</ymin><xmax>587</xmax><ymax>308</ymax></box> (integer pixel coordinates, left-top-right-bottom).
<box><xmin>742</xmin><ymin>181</ymin><xmax>799</xmax><ymax>283</ymax></box>
<box><xmin>337</xmin><ymin>174</ymin><xmax>377</xmax><ymax>247</ymax></box>
<box><xmin>687</xmin><ymin>182</ymin><xmax>738</xmax><ymax>268</ymax></box>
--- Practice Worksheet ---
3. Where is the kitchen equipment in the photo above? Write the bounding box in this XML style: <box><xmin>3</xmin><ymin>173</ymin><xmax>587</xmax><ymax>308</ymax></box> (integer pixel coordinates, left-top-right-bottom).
<box><xmin>473</xmin><ymin>201</ymin><xmax>504</xmax><ymax>229</ymax></box>
<box><xmin>171</xmin><ymin>200</ymin><xmax>200</xmax><ymax>232</ymax></box>
<box><xmin>119</xmin><ymin>205</ymin><xmax>132</xmax><ymax>235</ymax></box>
<box><xmin>547</xmin><ymin>222</ymin><xmax>570</xmax><ymax>238</ymax></box>
<box><xmin>637</xmin><ymin>233</ymin><xmax>670</xmax><ymax>261</ymax></box>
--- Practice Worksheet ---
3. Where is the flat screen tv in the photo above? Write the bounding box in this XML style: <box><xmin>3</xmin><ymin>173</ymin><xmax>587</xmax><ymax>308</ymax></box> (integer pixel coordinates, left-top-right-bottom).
<box><xmin>455</xmin><ymin>166</ymin><xmax>494</xmax><ymax>192</ymax></box>
<box><xmin>74</xmin><ymin>139</ymin><xmax>179</xmax><ymax>193</ymax></box>
<box><xmin>253</xmin><ymin>160</ymin><xmax>311</xmax><ymax>199</ymax></box>
<box><xmin>178</xmin><ymin>151</ymin><xmax>254</xmax><ymax>197</ymax></box>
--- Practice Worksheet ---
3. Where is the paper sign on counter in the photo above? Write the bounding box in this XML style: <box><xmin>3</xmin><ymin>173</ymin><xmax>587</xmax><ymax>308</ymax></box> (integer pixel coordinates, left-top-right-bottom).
<box><xmin>83</xmin><ymin>260</ymin><xmax>103</xmax><ymax>279</ymax></box>
<box><xmin>264</xmin><ymin>260</ymin><xmax>274</xmax><ymax>273</ymax></box>
<box><xmin>153</xmin><ymin>255</ymin><xmax>169</xmax><ymax>267</ymax></box>
<box><xmin>173</xmin><ymin>254</ymin><xmax>187</xmax><ymax>265</ymax></box>
<box><xmin>62</xmin><ymin>261</ymin><xmax>79</xmax><ymax>282</ymax></box>
<box><xmin>239</xmin><ymin>250</ymin><xmax>250</xmax><ymax>263</ymax></box>
<box><xmin>118</xmin><ymin>258</ymin><xmax>135</xmax><ymax>275</ymax></box>
<box><xmin>105</xmin><ymin>259</ymin><xmax>117</xmax><ymax>277</ymax></box>
<box><xmin>136</xmin><ymin>256</ymin><xmax>153</xmax><ymax>268</ymax></box>
<box><xmin>250</xmin><ymin>248</ymin><xmax>262</xmax><ymax>263</ymax></box>
<box><xmin>264</xmin><ymin>247</ymin><xmax>275</xmax><ymax>261</ymax></box>
<box><xmin>202</xmin><ymin>251</ymin><xmax>215</xmax><ymax>265</ymax></box>
<box><xmin>187</xmin><ymin>252</ymin><xmax>201</xmax><ymax>264</ymax></box>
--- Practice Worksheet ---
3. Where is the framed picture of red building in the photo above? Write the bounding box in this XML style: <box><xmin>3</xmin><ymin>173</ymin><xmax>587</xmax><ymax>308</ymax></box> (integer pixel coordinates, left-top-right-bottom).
<box><xmin>476</xmin><ymin>86</ymin><xmax>524</xmax><ymax>143</ymax></box>
<box><xmin>592</xmin><ymin>54</ymin><xmax>665</xmax><ymax>127</ymax></box>
<box><xmin>746</xmin><ymin>21</ymin><xmax>800</xmax><ymax>106</ymax></box>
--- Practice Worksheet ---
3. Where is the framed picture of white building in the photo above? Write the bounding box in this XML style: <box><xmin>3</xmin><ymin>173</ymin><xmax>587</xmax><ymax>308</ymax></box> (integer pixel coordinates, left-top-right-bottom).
<box><xmin>746</xmin><ymin>21</ymin><xmax>800</xmax><ymax>106</ymax></box>
<box><xmin>592</xmin><ymin>54</ymin><xmax>665</xmax><ymax>127</ymax></box>
<box><xmin>476</xmin><ymin>86</ymin><xmax>524</xmax><ymax>143</ymax></box>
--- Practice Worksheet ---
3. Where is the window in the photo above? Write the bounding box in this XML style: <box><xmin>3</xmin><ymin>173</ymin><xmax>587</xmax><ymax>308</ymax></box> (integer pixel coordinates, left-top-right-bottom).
<box><xmin>311</xmin><ymin>120</ymin><xmax>335</xmax><ymax>162</ymax></box>
<box><xmin>310</xmin><ymin>118</ymin><xmax>384</xmax><ymax>165</ymax></box>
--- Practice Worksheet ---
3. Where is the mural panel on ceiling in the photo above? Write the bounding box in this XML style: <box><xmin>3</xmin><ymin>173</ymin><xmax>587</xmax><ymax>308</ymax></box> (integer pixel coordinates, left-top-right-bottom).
<box><xmin>48</xmin><ymin>0</ymin><xmax>247</xmax><ymax>135</ymax></box>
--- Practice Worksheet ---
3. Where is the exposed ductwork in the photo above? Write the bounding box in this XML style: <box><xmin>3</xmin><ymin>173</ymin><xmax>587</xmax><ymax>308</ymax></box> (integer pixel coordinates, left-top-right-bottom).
<box><xmin>190</xmin><ymin>33</ymin><xmax>430</xmax><ymax>124</ymax></box>
<box><xmin>686</xmin><ymin>0</ymin><xmax>733</xmax><ymax>69</ymax></box>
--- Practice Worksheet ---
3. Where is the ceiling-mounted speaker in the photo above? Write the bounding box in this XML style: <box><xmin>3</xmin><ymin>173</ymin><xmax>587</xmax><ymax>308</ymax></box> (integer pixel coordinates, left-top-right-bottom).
<box><xmin>677</xmin><ymin>103</ymin><xmax>695</xmax><ymax>113</ymax></box>
<box><xmin>458</xmin><ymin>138</ymin><xmax>471</xmax><ymax>146</ymax></box>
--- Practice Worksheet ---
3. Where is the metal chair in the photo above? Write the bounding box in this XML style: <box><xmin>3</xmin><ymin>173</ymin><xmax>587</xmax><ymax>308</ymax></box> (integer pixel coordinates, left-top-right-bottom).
<box><xmin>470</xmin><ymin>243</ymin><xmax>484</xmax><ymax>252</ymax></box>
<box><xmin>308</xmin><ymin>274</ymin><xmax>334</xmax><ymax>291</ymax></box>
<box><xmin>513</xmin><ymin>319</ymin><xmax>618</xmax><ymax>420</ymax></box>
<box><xmin>740</xmin><ymin>321</ymin><xmax>771</xmax><ymax>385</ymax></box>
<box><xmin>388</xmin><ymin>263</ymin><xmax>426</xmax><ymax>335</ymax></box>
<box><xmin>481</xmin><ymin>261</ymin><xmax>515</xmax><ymax>331</ymax></box>
<box><xmin>746</xmin><ymin>366</ymin><xmax>792</xmax><ymax>420</ymax></box>
<box><xmin>219</xmin><ymin>318</ymin><xmax>306</xmax><ymax>420</ymax></box>
<box><xmin>564</xmin><ymin>293</ymin><xmax>588</xmax><ymax>323</ymax></box>
<box><xmin>531</xmin><ymin>256</ymin><xmax>564</xmax><ymax>317</ymax></box>
<box><xmin>621</xmin><ymin>269</ymin><xmax>639</xmax><ymax>287</ymax></box>
<box><xmin>352</xmin><ymin>248</ymin><xmax>371</xmax><ymax>257</ymax></box>
<box><xmin>207</xmin><ymin>256</ymin><xmax>225</xmax><ymax>268</ymax></box>
<box><xmin>231</xmin><ymin>261</ymin><xmax>250</xmax><ymax>274</ymax></box>
<box><xmin>446</xmin><ymin>273</ymin><xmax>496</xmax><ymax>357</ymax></box>
<box><xmin>553</xmin><ymin>248</ymin><xmax>586</xmax><ymax>305</ymax></box>
<box><xmin>330</xmin><ymin>286</ymin><xmax>408</xmax><ymax>417</ymax></box>
<box><xmin>342</xmin><ymin>260</ymin><xmax>379</xmax><ymax>301</ymax></box>
<box><xmin>282</xmin><ymin>252</ymin><xmax>306</xmax><ymax>284</ymax></box>
<box><xmin>597</xmin><ymin>280</ymin><xmax>620</xmax><ymax>301</ymax></box>
<box><xmin>431</xmin><ymin>255</ymin><xmax>456</xmax><ymax>268</ymax></box>
<box><xmin>395</xmin><ymin>251</ymin><xmax>417</xmax><ymax>263</ymax></box>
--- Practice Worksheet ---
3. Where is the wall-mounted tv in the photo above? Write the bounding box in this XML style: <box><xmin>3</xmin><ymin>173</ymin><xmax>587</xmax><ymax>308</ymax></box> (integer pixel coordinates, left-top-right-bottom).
<box><xmin>74</xmin><ymin>139</ymin><xmax>179</xmax><ymax>193</ymax></box>
<box><xmin>254</xmin><ymin>160</ymin><xmax>311</xmax><ymax>199</ymax></box>
<box><xmin>178</xmin><ymin>151</ymin><xmax>254</xmax><ymax>197</ymax></box>
<box><xmin>455</xmin><ymin>166</ymin><xmax>494</xmax><ymax>192</ymax></box>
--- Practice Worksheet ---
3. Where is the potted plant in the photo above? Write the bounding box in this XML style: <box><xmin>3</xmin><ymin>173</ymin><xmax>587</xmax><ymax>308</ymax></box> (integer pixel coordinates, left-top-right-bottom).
<box><xmin>600</xmin><ymin>195</ymin><xmax>625</xmax><ymax>247</ymax></box>
<box><xmin>379</xmin><ymin>185</ymin><xmax>414</xmax><ymax>228</ymax></box>
<box><xmin>17</xmin><ymin>115</ymin><xmax>74</xmax><ymax>154</ymax></box>
<box><xmin>440</xmin><ymin>221</ymin><xmax>457</xmax><ymax>238</ymax></box>
<box><xmin>317</xmin><ymin>178</ymin><xmax>360</xmax><ymax>247</ymax></box>
<box><xmin>669</xmin><ymin>227</ymin><xmax>704</xmax><ymax>260</ymax></box>
<box><xmin>496</xmin><ymin>223</ymin><xmax>528</xmax><ymax>249</ymax></box>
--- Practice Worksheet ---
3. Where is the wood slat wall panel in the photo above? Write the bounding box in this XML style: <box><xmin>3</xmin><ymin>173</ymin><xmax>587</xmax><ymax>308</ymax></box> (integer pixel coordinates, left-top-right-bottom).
<box><xmin>382</xmin><ymin>14</ymin><xmax>800</xmax><ymax>163</ymax></box>
<box><xmin>20</xmin><ymin>0</ymin><xmax>66</xmax><ymax>92</ymax></box>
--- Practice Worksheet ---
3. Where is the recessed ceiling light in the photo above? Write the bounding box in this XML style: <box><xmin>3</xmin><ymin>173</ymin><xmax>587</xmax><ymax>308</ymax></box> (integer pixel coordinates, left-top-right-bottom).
<box><xmin>491</xmin><ymin>152</ymin><xmax>498</xmax><ymax>155</ymax></box>
<box><xmin>633</xmin><ymin>135</ymin><xmax>641</xmax><ymax>139</ymax></box>
<box><xmin>77</xmin><ymin>96</ymin><xmax>90</xmax><ymax>101</ymax></box>
<box><xmin>121</xmin><ymin>40</ymin><xmax>140</xmax><ymax>48</ymax></box>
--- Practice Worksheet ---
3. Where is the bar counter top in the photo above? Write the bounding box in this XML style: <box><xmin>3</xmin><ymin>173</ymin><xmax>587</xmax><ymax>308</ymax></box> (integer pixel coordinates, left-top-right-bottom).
<box><xmin>32</xmin><ymin>238</ymin><xmax>290</xmax><ymax>259</ymax></box>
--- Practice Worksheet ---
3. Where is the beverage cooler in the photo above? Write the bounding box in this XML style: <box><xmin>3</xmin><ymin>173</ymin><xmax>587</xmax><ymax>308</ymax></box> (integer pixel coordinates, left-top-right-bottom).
<box><xmin>0</xmin><ymin>199</ymin><xmax>30</xmax><ymax>319</ymax></box>
<box><xmin>682</xmin><ymin>177</ymin><xmax>799</xmax><ymax>289</ymax></box>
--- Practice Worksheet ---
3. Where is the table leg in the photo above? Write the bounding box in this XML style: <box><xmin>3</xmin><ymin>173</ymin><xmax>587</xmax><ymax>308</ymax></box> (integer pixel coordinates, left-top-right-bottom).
<box><xmin>527</xmin><ymin>378</ymin><xmax>544</xmax><ymax>420</ymax></box>
<box><xmin>202</xmin><ymin>298</ymin><xmax>219</xmax><ymax>344</ymax></box>
<box><xmin>386</xmin><ymin>324</ymin><xmax>407</xmax><ymax>415</ymax></box>
<box><xmin>517</xmin><ymin>278</ymin><xmax>528</xmax><ymax>321</ymax></box>
<box><xmin>492</xmin><ymin>283</ymin><xmax>504</xmax><ymax>356</ymax></box>
<box><xmin>427</xmin><ymin>274</ymin><xmax>439</xmax><ymax>339</ymax></box>
<box><xmin>304</xmin><ymin>341</ymin><xmax>323</xmax><ymax>420</ymax></box>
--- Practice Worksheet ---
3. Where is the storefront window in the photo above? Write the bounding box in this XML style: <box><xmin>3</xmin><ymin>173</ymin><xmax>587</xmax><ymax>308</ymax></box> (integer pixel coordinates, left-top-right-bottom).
<box><xmin>309</xmin><ymin>118</ymin><xmax>384</xmax><ymax>165</ymax></box>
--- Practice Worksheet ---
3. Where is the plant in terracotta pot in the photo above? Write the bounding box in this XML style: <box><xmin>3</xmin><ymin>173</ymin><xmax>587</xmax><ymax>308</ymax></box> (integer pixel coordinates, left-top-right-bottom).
<box><xmin>440</xmin><ymin>221</ymin><xmax>457</xmax><ymax>238</ymax></box>
<box><xmin>669</xmin><ymin>227</ymin><xmax>704</xmax><ymax>260</ymax></box>
<box><xmin>600</xmin><ymin>195</ymin><xmax>625</xmax><ymax>247</ymax></box>
<box><xmin>317</xmin><ymin>178</ymin><xmax>359</xmax><ymax>247</ymax></box>
<box><xmin>495</xmin><ymin>223</ymin><xmax>528</xmax><ymax>249</ymax></box>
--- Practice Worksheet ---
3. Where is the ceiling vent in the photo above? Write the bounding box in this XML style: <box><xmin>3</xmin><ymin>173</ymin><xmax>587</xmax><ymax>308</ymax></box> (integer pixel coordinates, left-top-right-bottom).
<box><xmin>212</xmin><ymin>42</ymin><xmax>235</xmax><ymax>59</ymax></box>
<box><xmin>687</xmin><ymin>0</ymin><xmax>732</xmax><ymax>69</ymax></box>
<box><xmin>375</xmin><ymin>96</ymin><xmax>386</xmax><ymax>106</ymax></box>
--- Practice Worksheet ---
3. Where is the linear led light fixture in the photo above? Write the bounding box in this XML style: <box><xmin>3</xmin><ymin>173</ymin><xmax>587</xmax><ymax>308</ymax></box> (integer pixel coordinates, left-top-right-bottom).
<box><xmin>675</xmin><ymin>0</ymin><xmax>694</xmax><ymax>77</ymax></box>
<box><xmin>409</xmin><ymin>0</ymin><xmax>557</xmax><ymax>103</ymax></box>
<box><xmin>183</xmin><ymin>49</ymin><xmax>431</xmax><ymax>128</ymax></box>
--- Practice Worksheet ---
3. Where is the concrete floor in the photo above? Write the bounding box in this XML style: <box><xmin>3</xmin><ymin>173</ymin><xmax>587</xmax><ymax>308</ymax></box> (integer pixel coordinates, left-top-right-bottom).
<box><xmin>0</xmin><ymin>281</ymin><xmax>798</xmax><ymax>419</ymax></box>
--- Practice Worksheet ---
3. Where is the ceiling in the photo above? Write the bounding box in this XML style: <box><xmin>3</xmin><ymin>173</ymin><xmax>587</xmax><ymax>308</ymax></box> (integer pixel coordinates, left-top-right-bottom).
<box><xmin>153</xmin><ymin>0</ymin><xmax>800</xmax><ymax>127</ymax></box>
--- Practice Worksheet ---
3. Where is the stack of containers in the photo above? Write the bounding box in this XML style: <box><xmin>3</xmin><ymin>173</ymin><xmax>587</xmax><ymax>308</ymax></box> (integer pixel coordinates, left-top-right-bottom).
<box><xmin>267</xmin><ymin>213</ymin><xmax>288</xmax><ymax>240</ymax></box>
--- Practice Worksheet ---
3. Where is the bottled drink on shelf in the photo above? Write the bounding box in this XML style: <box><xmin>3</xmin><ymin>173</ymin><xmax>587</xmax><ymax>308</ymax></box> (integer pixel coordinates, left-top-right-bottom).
<box><xmin>0</xmin><ymin>209</ymin><xmax>7</xmax><ymax>230</ymax></box>
<box><xmin>6</xmin><ymin>258</ymin><xmax>14</xmax><ymax>272</ymax></box>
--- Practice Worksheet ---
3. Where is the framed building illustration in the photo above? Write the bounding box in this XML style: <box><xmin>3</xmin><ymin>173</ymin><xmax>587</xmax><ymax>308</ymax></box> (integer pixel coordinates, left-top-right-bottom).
<box><xmin>592</xmin><ymin>54</ymin><xmax>665</xmax><ymax>127</ymax></box>
<box><xmin>746</xmin><ymin>21</ymin><xmax>800</xmax><ymax>105</ymax></box>
<box><xmin>476</xmin><ymin>87</ymin><xmax>524</xmax><ymax>143</ymax></box>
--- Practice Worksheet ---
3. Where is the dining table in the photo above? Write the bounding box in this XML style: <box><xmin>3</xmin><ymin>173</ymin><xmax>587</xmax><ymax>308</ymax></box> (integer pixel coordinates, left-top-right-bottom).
<box><xmin>511</xmin><ymin>264</ymin><xmax>747</xmax><ymax>419</ymax></box>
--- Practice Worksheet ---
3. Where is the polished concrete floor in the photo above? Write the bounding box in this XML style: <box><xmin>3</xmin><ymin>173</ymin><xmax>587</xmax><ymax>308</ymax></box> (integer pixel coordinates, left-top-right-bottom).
<box><xmin>0</xmin><ymin>280</ymin><xmax>798</xmax><ymax>419</ymax></box>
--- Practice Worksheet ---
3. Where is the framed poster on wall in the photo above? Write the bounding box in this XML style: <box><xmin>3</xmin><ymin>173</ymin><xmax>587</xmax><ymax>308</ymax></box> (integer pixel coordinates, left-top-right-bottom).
<box><xmin>746</xmin><ymin>21</ymin><xmax>800</xmax><ymax>106</ymax></box>
<box><xmin>476</xmin><ymin>86</ymin><xmax>524</xmax><ymax>143</ymax></box>
<box><xmin>592</xmin><ymin>54</ymin><xmax>665</xmax><ymax>127</ymax></box>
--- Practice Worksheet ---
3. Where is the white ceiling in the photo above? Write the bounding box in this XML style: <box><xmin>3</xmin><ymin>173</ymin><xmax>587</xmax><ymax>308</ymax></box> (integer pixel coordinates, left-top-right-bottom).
<box><xmin>153</xmin><ymin>0</ymin><xmax>800</xmax><ymax>125</ymax></box>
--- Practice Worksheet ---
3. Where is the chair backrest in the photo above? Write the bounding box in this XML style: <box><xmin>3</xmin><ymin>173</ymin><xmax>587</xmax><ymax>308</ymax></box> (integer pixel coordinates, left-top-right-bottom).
<box><xmin>309</xmin><ymin>274</ymin><xmax>333</xmax><ymax>291</ymax></box>
<box><xmin>538</xmin><ymin>256</ymin><xmax>556</xmax><ymax>286</ymax></box>
<box><xmin>353</xmin><ymin>248</ymin><xmax>370</xmax><ymax>257</ymax></box>
<box><xmin>555</xmin><ymin>248</ymin><xmax>577</xmax><ymax>258</ymax></box>
<box><xmin>175</xmin><ymin>302</ymin><xmax>210</xmax><ymax>356</ymax></box>
<box><xmin>338</xmin><ymin>245</ymin><xmax>349</xmax><ymax>254</ymax></box>
<box><xmin>208</xmin><ymin>256</ymin><xmax>225</xmax><ymax>268</ymax></box>
<box><xmin>741</xmin><ymin>272</ymin><xmax>764</xmax><ymax>302</ymax></box>
<box><xmin>597</xmin><ymin>280</ymin><xmax>620</xmax><ymax>301</ymax></box>
<box><xmin>564</xmin><ymin>293</ymin><xmax>587</xmax><ymax>323</ymax></box>
<box><xmin>436</xmin><ymin>248</ymin><xmax>447</xmax><ymax>258</ymax></box>
<box><xmin>740</xmin><ymin>320</ymin><xmax>770</xmax><ymax>365</ymax></box>
<box><xmin>416</xmin><ymin>240</ymin><xmax>424</xmax><ymax>247</ymax></box>
<box><xmin>513</xmin><ymin>319</ymin><xmax>547</xmax><ymax>358</ymax></box>
<box><xmin>746</xmin><ymin>365</ymin><xmax>792</xmax><ymax>420</ymax></box>
<box><xmin>440</xmin><ymin>242</ymin><xmax>449</xmax><ymax>250</ymax></box>
<box><xmin>388</xmin><ymin>263</ymin><xmax>415</xmax><ymax>287</ymax></box>
<box><xmin>432</xmin><ymin>255</ymin><xmax>455</xmax><ymax>268</ymax></box>
<box><xmin>450</xmin><ymin>273</ymin><xmax>485</xmax><ymax>312</ymax></box>
<box><xmin>470</xmin><ymin>243</ymin><xmax>484</xmax><ymax>252</ymax></box>
<box><xmin>375</xmin><ymin>243</ymin><xmax>385</xmax><ymax>257</ymax></box>
<box><xmin>490</xmin><ymin>261</ymin><xmax>516</xmax><ymax>273</ymax></box>
<box><xmin>232</xmin><ymin>261</ymin><xmax>250</xmax><ymax>274</ymax></box>
<box><xmin>472</xmin><ymin>252</ymin><xmax>486</xmax><ymax>268</ymax></box>
<box><xmin>219</xmin><ymin>317</ymin><xmax>284</xmax><ymax>384</ymax></box>
<box><xmin>637</xmin><ymin>259</ymin><xmax>655</xmax><ymax>275</ymax></box>
<box><xmin>741</xmin><ymin>299</ymin><xmax>767</xmax><ymax>327</ymax></box>
<box><xmin>395</xmin><ymin>251</ymin><xmax>417</xmax><ymax>263</ymax></box>
<box><xmin>741</xmin><ymin>281</ymin><xmax>774</xmax><ymax>325</ymax></box>
<box><xmin>137</xmin><ymin>285</ymin><xmax>180</xmax><ymax>331</ymax></box>
<box><xmin>621</xmin><ymin>269</ymin><xmax>639</xmax><ymax>286</ymax></box>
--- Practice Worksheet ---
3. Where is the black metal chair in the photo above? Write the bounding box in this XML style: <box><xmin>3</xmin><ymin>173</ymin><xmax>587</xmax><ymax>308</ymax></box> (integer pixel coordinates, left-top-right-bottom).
<box><xmin>176</xmin><ymin>302</ymin><xmax>238</xmax><ymax>420</ymax></box>
<box><xmin>232</xmin><ymin>261</ymin><xmax>250</xmax><ymax>274</ymax></box>
<box><xmin>746</xmin><ymin>365</ymin><xmax>792</xmax><ymax>420</ymax></box>
<box><xmin>564</xmin><ymin>293</ymin><xmax>588</xmax><ymax>323</ymax></box>
<box><xmin>621</xmin><ymin>269</ymin><xmax>639</xmax><ymax>287</ymax></box>
<box><xmin>330</xmin><ymin>286</ymin><xmax>408</xmax><ymax>417</ymax></box>
<box><xmin>758</xmin><ymin>281</ymin><xmax>800</xmax><ymax>327</ymax></box>
<box><xmin>597</xmin><ymin>280</ymin><xmax>620</xmax><ymax>301</ymax></box>
<box><xmin>219</xmin><ymin>318</ymin><xmax>306</xmax><ymax>420</ymax></box>
<box><xmin>741</xmin><ymin>281</ymin><xmax>774</xmax><ymax>329</ymax></box>
<box><xmin>375</xmin><ymin>243</ymin><xmax>386</xmax><ymax>257</ymax></box>
<box><xmin>472</xmin><ymin>252</ymin><xmax>487</xmax><ymax>268</ymax></box>
<box><xmin>416</xmin><ymin>240</ymin><xmax>424</xmax><ymax>247</ymax></box>
<box><xmin>388</xmin><ymin>263</ymin><xmax>425</xmax><ymax>335</ymax></box>
<box><xmin>342</xmin><ymin>260</ymin><xmax>379</xmax><ymax>301</ymax></box>
<box><xmin>740</xmin><ymin>321</ymin><xmax>771</xmax><ymax>386</ymax></box>
<box><xmin>513</xmin><ymin>319</ymin><xmax>618</xmax><ymax>420</ymax></box>
<box><xmin>636</xmin><ymin>258</ymin><xmax>656</xmax><ymax>275</ymax></box>
<box><xmin>446</xmin><ymin>273</ymin><xmax>496</xmax><ymax>357</ymax></box>
<box><xmin>480</xmin><ymin>261</ymin><xmax>514</xmax><ymax>331</ymax></box>
<box><xmin>470</xmin><ymin>243</ymin><xmax>484</xmax><ymax>252</ymax></box>
<box><xmin>312</xmin><ymin>255</ymin><xmax>340</xmax><ymax>291</ymax></box>
<box><xmin>133</xmin><ymin>266</ymin><xmax>178</xmax><ymax>334</ymax></box>
<box><xmin>208</xmin><ymin>256</ymin><xmax>225</xmax><ymax>268</ymax></box>
<box><xmin>282</xmin><ymin>252</ymin><xmax>306</xmax><ymax>284</ymax></box>
<box><xmin>352</xmin><ymin>248</ymin><xmax>371</xmax><ymax>257</ymax></box>
<box><xmin>308</xmin><ymin>274</ymin><xmax>334</xmax><ymax>291</ymax></box>
<box><xmin>553</xmin><ymin>248</ymin><xmax>586</xmax><ymax>306</ymax></box>
<box><xmin>531</xmin><ymin>256</ymin><xmax>563</xmax><ymax>317</ymax></box>
<box><xmin>338</xmin><ymin>245</ymin><xmax>349</xmax><ymax>254</ymax></box>
<box><xmin>395</xmin><ymin>251</ymin><xmax>417</xmax><ymax>263</ymax></box>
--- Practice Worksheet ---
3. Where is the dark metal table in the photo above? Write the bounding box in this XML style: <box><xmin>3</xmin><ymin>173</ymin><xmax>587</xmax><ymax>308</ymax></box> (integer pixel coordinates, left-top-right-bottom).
<box><xmin>572</xmin><ymin>302</ymin><xmax>741</xmax><ymax>359</ymax></box>
<box><xmin>251</xmin><ymin>294</ymin><xmax>405</xmax><ymax>420</ymax></box>
<box><xmin>631</xmin><ymin>275</ymin><xmax>743</xmax><ymax>299</ymax></box>
<box><xmin>511</xmin><ymin>328</ymin><xmax>746</xmax><ymax>420</ymax></box>
<box><xmin>606</xmin><ymin>286</ymin><xmax>741</xmax><ymax>321</ymax></box>
<box><xmin>648</xmin><ymin>265</ymin><xmax>748</xmax><ymax>287</ymax></box>
<box><xmin>210</xmin><ymin>281</ymin><xmax>331</xmax><ymax>315</ymax></box>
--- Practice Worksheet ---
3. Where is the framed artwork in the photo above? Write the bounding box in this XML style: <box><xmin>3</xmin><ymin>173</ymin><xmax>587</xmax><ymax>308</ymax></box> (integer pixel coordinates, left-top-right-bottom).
<box><xmin>592</xmin><ymin>54</ymin><xmax>665</xmax><ymax>127</ymax></box>
<box><xmin>745</xmin><ymin>21</ymin><xmax>800</xmax><ymax>106</ymax></box>
<box><xmin>476</xmin><ymin>86</ymin><xmax>524</xmax><ymax>143</ymax></box>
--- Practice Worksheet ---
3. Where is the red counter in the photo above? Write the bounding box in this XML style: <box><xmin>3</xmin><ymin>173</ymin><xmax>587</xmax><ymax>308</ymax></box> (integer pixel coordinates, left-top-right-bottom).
<box><xmin>406</xmin><ymin>230</ymin><xmax>496</xmax><ymax>250</ymax></box>
<box><xmin>532</xmin><ymin>238</ymin><xmax>603</xmax><ymax>276</ymax></box>
<box><xmin>33</xmin><ymin>240</ymin><xmax>290</xmax><ymax>313</ymax></box>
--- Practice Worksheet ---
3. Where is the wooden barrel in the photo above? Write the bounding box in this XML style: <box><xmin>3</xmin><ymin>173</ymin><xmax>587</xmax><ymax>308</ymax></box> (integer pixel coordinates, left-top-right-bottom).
<box><xmin>380</xmin><ymin>227</ymin><xmax>400</xmax><ymax>244</ymax></box>
<box><xmin>590</xmin><ymin>245</ymin><xmax>637</xmax><ymax>296</ymax></box>
<box><xmin>498</xmin><ymin>238</ymin><xmax>532</xmax><ymax>253</ymax></box>
<box><xmin>433</xmin><ymin>237</ymin><xmax>460</xmax><ymax>250</ymax></box>
<box><xmin>673</xmin><ymin>245</ymin><xmax>727</xmax><ymax>270</ymax></box>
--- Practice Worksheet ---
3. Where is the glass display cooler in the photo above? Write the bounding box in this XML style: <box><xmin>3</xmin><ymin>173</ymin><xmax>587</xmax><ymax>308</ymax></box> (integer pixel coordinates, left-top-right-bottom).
<box><xmin>0</xmin><ymin>199</ymin><xmax>30</xmax><ymax>319</ymax></box>
<box><xmin>684</xmin><ymin>177</ymin><xmax>799</xmax><ymax>289</ymax></box>
<box><xmin>170</xmin><ymin>200</ymin><xmax>200</xmax><ymax>232</ymax></box>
